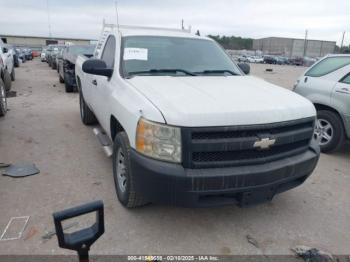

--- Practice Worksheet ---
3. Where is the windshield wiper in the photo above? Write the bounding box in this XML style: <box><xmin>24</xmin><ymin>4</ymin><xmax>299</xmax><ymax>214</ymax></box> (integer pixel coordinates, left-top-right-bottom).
<box><xmin>127</xmin><ymin>69</ymin><xmax>196</xmax><ymax>78</ymax></box>
<box><xmin>195</xmin><ymin>70</ymin><xmax>238</xmax><ymax>76</ymax></box>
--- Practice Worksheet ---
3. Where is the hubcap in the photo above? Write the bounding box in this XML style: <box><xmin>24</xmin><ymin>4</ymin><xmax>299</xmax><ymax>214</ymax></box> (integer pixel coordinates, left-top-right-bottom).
<box><xmin>116</xmin><ymin>148</ymin><xmax>127</xmax><ymax>193</ymax></box>
<box><xmin>0</xmin><ymin>85</ymin><xmax>7</xmax><ymax>112</ymax></box>
<box><xmin>314</xmin><ymin>119</ymin><xmax>333</xmax><ymax>146</ymax></box>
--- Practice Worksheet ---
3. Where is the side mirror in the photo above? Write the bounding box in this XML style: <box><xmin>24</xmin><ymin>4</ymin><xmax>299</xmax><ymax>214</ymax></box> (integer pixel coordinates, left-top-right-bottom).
<box><xmin>82</xmin><ymin>59</ymin><xmax>113</xmax><ymax>78</ymax></box>
<box><xmin>2</xmin><ymin>47</ymin><xmax>8</xmax><ymax>54</ymax></box>
<box><xmin>238</xmin><ymin>63</ymin><xmax>250</xmax><ymax>75</ymax></box>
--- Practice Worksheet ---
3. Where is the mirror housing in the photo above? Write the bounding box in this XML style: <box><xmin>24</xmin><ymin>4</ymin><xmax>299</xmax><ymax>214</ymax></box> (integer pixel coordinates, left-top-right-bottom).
<box><xmin>238</xmin><ymin>63</ymin><xmax>250</xmax><ymax>75</ymax></box>
<box><xmin>82</xmin><ymin>59</ymin><xmax>113</xmax><ymax>78</ymax></box>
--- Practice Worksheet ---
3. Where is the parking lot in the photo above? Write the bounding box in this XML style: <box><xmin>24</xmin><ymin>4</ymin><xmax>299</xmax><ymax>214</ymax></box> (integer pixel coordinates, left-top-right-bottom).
<box><xmin>0</xmin><ymin>59</ymin><xmax>349</xmax><ymax>256</ymax></box>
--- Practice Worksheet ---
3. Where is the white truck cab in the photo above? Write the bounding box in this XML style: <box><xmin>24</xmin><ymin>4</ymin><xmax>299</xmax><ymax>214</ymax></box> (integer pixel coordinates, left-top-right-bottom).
<box><xmin>76</xmin><ymin>24</ymin><xmax>320</xmax><ymax>208</ymax></box>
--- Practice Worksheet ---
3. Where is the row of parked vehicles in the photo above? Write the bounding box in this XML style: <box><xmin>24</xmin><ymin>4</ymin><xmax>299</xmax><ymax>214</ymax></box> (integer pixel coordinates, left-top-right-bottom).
<box><xmin>236</xmin><ymin>54</ymin><xmax>318</xmax><ymax>66</ymax></box>
<box><xmin>0</xmin><ymin>40</ymin><xmax>32</xmax><ymax>117</ymax></box>
<box><xmin>41</xmin><ymin>43</ymin><xmax>95</xmax><ymax>92</ymax></box>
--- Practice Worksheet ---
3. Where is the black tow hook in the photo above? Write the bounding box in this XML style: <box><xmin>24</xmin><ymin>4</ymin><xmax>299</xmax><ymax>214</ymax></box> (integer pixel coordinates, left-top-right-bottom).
<box><xmin>53</xmin><ymin>201</ymin><xmax>105</xmax><ymax>262</ymax></box>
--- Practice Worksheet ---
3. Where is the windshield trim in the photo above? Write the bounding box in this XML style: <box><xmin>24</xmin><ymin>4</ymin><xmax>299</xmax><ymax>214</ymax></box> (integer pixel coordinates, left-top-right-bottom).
<box><xmin>119</xmin><ymin>35</ymin><xmax>242</xmax><ymax>79</ymax></box>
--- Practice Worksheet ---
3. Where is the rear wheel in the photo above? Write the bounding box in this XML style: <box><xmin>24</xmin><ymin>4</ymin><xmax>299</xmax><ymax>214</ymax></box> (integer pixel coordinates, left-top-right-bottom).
<box><xmin>0</xmin><ymin>79</ymin><xmax>7</xmax><ymax>116</ymax></box>
<box><xmin>112</xmin><ymin>132</ymin><xmax>147</xmax><ymax>208</ymax></box>
<box><xmin>10</xmin><ymin>68</ymin><xmax>15</xmax><ymax>81</ymax></box>
<box><xmin>314</xmin><ymin>110</ymin><xmax>345</xmax><ymax>153</ymax></box>
<box><xmin>79</xmin><ymin>91</ymin><xmax>97</xmax><ymax>125</ymax></box>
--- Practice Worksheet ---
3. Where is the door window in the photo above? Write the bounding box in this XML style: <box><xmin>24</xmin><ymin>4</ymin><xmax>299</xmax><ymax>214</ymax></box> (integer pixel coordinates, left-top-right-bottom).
<box><xmin>340</xmin><ymin>73</ymin><xmax>350</xmax><ymax>84</ymax></box>
<box><xmin>306</xmin><ymin>57</ymin><xmax>350</xmax><ymax>77</ymax></box>
<box><xmin>101</xmin><ymin>36</ymin><xmax>116</xmax><ymax>69</ymax></box>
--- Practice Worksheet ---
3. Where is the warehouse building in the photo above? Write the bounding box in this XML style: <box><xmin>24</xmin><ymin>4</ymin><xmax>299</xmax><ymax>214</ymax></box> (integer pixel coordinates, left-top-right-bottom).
<box><xmin>0</xmin><ymin>34</ymin><xmax>92</xmax><ymax>51</ymax></box>
<box><xmin>253</xmin><ymin>37</ymin><xmax>336</xmax><ymax>58</ymax></box>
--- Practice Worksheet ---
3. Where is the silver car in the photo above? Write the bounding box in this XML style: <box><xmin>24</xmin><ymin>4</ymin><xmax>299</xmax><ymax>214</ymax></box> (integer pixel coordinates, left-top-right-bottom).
<box><xmin>294</xmin><ymin>54</ymin><xmax>350</xmax><ymax>152</ymax></box>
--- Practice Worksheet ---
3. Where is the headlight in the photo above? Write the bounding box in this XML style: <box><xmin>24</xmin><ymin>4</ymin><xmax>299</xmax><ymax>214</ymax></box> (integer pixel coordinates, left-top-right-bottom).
<box><xmin>136</xmin><ymin>118</ymin><xmax>181</xmax><ymax>163</ymax></box>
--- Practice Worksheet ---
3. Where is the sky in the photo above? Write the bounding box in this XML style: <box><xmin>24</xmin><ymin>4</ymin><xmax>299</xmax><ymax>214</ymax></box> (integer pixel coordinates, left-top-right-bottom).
<box><xmin>0</xmin><ymin>0</ymin><xmax>349</xmax><ymax>46</ymax></box>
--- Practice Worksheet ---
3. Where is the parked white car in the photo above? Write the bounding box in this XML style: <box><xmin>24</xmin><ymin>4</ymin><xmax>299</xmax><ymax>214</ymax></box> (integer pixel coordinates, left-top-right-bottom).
<box><xmin>294</xmin><ymin>54</ymin><xmax>350</xmax><ymax>152</ymax></box>
<box><xmin>75</xmin><ymin>25</ymin><xmax>319</xmax><ymax>208</ymax></box>
<box><xmin>41</xmin><ymin>48</ymin><xmax>47</xmax><ymax>62</ymax></box>
<box><xmin>0</xmin><ymin>43</ymin><xmax>15</xmax><ymax>82</ymax></box>
<box><xmin>247</xmin><ymin>56</ymin><xmax>263</xmax><ymax>63</ymax></box>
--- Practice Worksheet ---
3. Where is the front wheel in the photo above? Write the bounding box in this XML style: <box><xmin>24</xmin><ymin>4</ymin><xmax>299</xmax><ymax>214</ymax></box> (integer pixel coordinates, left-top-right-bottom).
<box><xmin>3</xmin><ymin>70</ymin><xmax>11</xmax><ymax>91</ymax></box>
<box><xmin>314</xmin><ymin>110</ymin><xmax>345</xmax><ymax>153</ymax></box>
<box><xmin>0</xmin><ymin>79</ymin><xmax>7</xmax><ymax>116</ymax></box>
<box><xmin>79</xmin><ymin>91</ymin><xmax>97</xmax><ymax>125</ymax></box>
<box><xmin>112</xmin><ymin>132</ymin><xmax>147</xmax><ymax>208</ymax></box>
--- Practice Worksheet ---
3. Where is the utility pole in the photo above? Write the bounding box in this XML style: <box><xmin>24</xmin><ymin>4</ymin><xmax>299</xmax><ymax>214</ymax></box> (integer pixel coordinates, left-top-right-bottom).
<box><xmin>46</xmin><ymin>0</ymin><xmax>52</xmax><ymax>38</ymax></box>
<box><xmin>181</xmin><ymin>19</ymin><xmax>184</xmax><ymax>30</ymax></box>
<box><xmin>303</xmin><ymin>29</ymin><xmax>308</xmax><ymax>57</ymax></box>
<box><xmin>340</xmin><ymin>31</ymin><xmax>346</xmax><ymax>51</ymax></box>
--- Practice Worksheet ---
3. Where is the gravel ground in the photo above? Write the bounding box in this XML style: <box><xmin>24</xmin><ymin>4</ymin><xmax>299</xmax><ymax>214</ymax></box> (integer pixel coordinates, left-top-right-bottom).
<box><xmin>0</xmin><ymin>59</ymin><xmax>349</xmax><ymax>256</ymax></box>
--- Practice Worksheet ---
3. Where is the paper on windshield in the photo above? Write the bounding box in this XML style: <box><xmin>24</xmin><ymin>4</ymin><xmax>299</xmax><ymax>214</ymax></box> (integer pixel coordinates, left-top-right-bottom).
<box><xmin>123</xmin><ymin>48</ymin><xmax>148</xmax><ymax>61</ymax></box>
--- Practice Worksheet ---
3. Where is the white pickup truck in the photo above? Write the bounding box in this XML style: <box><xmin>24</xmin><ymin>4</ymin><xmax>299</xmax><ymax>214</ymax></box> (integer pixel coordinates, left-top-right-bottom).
<box><xmin>75</xmin><ymin>25</ymin><xmax>320</xmax><ymax>208</ymax></box>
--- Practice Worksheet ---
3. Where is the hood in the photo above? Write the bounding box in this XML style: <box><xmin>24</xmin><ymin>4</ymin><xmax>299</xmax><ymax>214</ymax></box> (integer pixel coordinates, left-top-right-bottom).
<box><xmin>127</xmin><ymin>75</ymin><xmax>316</xmax><ymax>127</ymax></box>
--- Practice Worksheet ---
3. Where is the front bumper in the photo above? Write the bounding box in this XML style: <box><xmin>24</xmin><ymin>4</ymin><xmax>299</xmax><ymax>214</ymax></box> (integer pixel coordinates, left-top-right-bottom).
<box><xmin>130</xmin><ymin>141</ymin><xmax>320</xmax><ymax>207</ymax></box>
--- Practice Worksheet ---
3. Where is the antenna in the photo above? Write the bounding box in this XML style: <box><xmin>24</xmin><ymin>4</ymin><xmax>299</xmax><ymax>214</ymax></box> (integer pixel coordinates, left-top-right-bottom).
<box><xmin>115</xmin><ymin>1</ymin><xmax>120</xmax><ymax>31</ymax></box>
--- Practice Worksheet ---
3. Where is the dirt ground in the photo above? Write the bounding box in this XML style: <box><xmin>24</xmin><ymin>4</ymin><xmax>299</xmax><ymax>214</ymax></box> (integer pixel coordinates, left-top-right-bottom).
<box><xmin>0</xmin><ymin>59</ymin><xmax>349</xmax><ymax>256</ymax></box>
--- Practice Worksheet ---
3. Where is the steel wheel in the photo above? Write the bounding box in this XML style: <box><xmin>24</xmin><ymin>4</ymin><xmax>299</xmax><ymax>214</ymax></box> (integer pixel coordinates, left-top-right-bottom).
<box><xmin>116</xmin><ymin>148</ymin><xmax>127</xmax><ymax>193</ymax></box>
<box><xmin>314</xmin><ymin>118</ymin><xmax>333</xmax><ymax>146</ymax></box>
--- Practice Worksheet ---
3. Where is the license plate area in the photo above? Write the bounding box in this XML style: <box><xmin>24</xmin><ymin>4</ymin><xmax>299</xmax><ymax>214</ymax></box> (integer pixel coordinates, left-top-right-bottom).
<box><xmin>239</xmin><ymin>187</ymin><xmax>276</xmax><ymax>207</ymax></box>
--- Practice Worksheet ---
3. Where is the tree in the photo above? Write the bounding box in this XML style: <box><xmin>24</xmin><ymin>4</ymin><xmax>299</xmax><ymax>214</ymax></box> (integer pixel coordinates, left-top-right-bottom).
<box><xmin>208</xmin><ymin>35</ymin><xmax>253</xmax><ymax>50</ymax></box>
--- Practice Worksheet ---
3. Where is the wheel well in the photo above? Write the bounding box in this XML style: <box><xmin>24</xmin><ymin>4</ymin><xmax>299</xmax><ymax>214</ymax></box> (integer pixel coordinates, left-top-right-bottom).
<box><xmin>314</xmin><ymin>103</ymin><xmax>341</xmax><ymax>116</ymax></box>
<box><xmin>314</xmin><ymin>103</ymin><xmax>346</xmax><ymax>128</ymax></box>
<box><xmin>110</xmin><ymin>115</ymin><xmax>125</xmax><ymax>141</ymax></box>
<box><xmin>76</xmin><ymin>76</ymin><xmax>81</xmax><ymax>92</ymax></box>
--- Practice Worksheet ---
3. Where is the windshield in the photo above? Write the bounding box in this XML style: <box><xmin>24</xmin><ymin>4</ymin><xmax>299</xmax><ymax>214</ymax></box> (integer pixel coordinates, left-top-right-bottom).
<box><xmin>121</xmin><ymin>36</ymin><xmax>242</xmax><ymax>77</ymax></box>
<box><xmin>68</xmin><ymin>45</ymin><xmax>95</xmax><ymax>55</ymax></box>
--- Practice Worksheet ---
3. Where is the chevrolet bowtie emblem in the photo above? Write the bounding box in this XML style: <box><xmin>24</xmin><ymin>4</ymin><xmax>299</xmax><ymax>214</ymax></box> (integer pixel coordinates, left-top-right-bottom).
<box><xmin>254</xmin><ymin>138</ymin><xmax>276</xmax><ymax>149</ymax></box>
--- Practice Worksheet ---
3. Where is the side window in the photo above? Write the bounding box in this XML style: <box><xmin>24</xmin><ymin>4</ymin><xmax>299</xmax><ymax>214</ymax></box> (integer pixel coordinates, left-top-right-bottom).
<box><xmin>341</xmin><ymin>73</ymin><xmax>350</xmax><ymax>85</ymax></box>
<box><xmin>101</xmin><ymin>36</ymin><xmax>116</xmax><ymax>69</ymax></box>
<box><xmin>306</xmin><ymin>57</ymin><xmax>350</xmax><ymax>77</ymax></box>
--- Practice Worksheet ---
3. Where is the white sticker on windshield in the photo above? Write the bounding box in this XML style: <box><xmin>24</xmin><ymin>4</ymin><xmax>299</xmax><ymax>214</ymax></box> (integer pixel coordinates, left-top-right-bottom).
<box><xmin>123</xmin><ymin>48</ymin><xmax>148</xmax><ymax>61</ymax></box>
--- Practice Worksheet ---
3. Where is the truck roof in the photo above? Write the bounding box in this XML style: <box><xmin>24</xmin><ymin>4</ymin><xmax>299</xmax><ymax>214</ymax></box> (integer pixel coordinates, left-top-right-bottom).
<box><xmin>118</xmin><ymin>25</ymin><xmax>206</xmax><ymax>39</ymax></box>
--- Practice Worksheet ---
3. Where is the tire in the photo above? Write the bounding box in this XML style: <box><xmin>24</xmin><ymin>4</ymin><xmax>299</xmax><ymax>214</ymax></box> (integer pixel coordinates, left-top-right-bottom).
<box><xmin>79</xmin><ymin>91</ymin><xmax>97</xmax><ymax>125</ymax></box>
<box><xmin>112</xmin><ymin>132</ymin><xmax>147</xmax><ymax>208</ymax></box>
<box><xmin>10</xmin><ymin>68</ymin><xmax>15</xmax><ymax>81</ymax></box>
<box><xmin>315</xmin><ymin>110</ymin><xmax>345</xmax><ymax>153</ymax></box>
<box><xmin>3</xmin><ymin>70</ymin><xmax>11</xmax><ymax>92</ymax></box>
<box><xmin>0</xmin><ymin>79</ymin><xmax>7</xmax><ymax>117</ymax></box>
<box><xmin>59</xmin><ymin>74</ymin><xmax>64</xmax><ymax>83</ymax></box>
<box><xmin>65</xmin><ymin>81</ymin><xmax>74</xmax><ymax>93</ymax></box>
<box><xmin>52</xmin><ymin>63</ymin><xmax>57</xmax><ymax>70</ymax></box>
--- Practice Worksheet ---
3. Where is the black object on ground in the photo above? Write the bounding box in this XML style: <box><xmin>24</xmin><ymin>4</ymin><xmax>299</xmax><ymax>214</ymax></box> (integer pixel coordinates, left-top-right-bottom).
<box><xmin>53</xmin><ymin>201</ymin><xmax>104</xmax><ymax>262</ymax></box>
<box><xmin>265</xmin><ymin>68</ymin><xmax>273</xmax><ymax>72</ymax></box>
<box><xmin>2</xmin><ymin>163</ymin><xmax>40</xmax><ymax>177</ymax></box>
<box><xmin>292</xmin><ymin>245</ymin><xmax>333</xmax><ymax>262</ymax></box>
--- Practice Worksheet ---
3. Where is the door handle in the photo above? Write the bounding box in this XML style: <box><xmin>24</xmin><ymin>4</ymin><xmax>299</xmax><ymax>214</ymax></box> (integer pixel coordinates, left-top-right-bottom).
<box><xmin>335</xmin><ymin>87</ymin><xmax>350</xmax><ymax>94</ymax></box>
<box><xmin>92</xmin><ymin>79</ymin><xmax>97</xmax><ymax>86</ymax></box>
